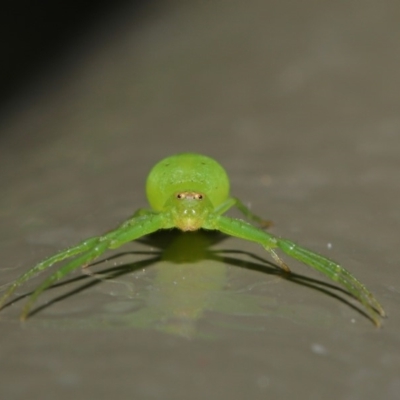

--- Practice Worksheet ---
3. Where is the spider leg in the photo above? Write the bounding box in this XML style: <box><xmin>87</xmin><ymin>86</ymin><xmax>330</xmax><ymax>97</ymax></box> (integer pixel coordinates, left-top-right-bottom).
<box><xmin>213</xmin><ymin>215</ymin><xmax>385</xmax><ymax>326</ymax></box>
<box><xmin>268</xmin><ymin>248</ymin><xmax>291</xmax><ymax>273</ymax></box>
<box><xmin>277</xmin><ymin>238</ymin><xmax>386</xmax><ymax>325</ymax></box>
<box><xmin>20</xmin><ymin>241</ymin><xmax>110</xmax><ymax>320</ymax></box>
<box><xmin>213</xmin><ymin>215</ymin><xmax>286</xmax><ymax>272</ymax></box>
<box><xmin>0</xmin><ymin>236</ymin><xmax>99</xmax><ymax>310</ymax></box>
<box><xmin>3</xmin><ymin>213</ymin><xmax>168</xmax><ymax>319</ymax></box>
<box><xmin>231</xmin><ymin>197</ymin><xmax>273</xmax><ymax>228</ymax></box>
<box><xmin>214</xmin><ymin>197</ymin><xmax>273</xmax><ymax>228</ymax></box>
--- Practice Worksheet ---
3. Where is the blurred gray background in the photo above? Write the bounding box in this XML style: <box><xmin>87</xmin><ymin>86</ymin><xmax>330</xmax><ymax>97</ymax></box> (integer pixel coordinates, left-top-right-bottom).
<box><xmin>1</xmin><ymin>1</ymin><xmax>399</xmax><ymax>399</ymax></box>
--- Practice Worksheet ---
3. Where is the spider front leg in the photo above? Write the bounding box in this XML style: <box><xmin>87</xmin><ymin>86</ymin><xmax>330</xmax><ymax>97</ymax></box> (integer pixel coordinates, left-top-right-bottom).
<box><xmin>214</xmin><ymin>215</ymin><xmax>385</xmax><ymax>326</ymax></box>
<box><xmin>1</xmin><ymin>212</ymin><xmax>167</xmax><ymax>320</ymax></box>
<box><xmin>277</xmin><ymin>238</ymin><xmax>385</xmax><ymax>325</ymax></box>
<box><xmin>0</xmin><ymin>236</ymin><xmax>99</xmax><ymax>309</ymax></box>
<box><xmin>214</xmin><ymin>215</ymin><xmax>290</xmax><ymax>272</ymax></box>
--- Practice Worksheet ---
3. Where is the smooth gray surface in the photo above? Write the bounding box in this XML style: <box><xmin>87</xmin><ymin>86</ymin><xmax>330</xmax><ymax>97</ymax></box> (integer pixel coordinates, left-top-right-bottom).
<box><xmin>1</xmin><ymin>1</ymin><xmax>399</xmax><ymax>399</ymax></box>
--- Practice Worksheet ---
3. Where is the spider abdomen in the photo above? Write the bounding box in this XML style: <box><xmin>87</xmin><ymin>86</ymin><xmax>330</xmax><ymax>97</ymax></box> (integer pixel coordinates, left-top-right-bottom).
<box><xmin>146</xmin><ymin>153</ymin><xmax>230</xmax><ymax>211</ymax></box>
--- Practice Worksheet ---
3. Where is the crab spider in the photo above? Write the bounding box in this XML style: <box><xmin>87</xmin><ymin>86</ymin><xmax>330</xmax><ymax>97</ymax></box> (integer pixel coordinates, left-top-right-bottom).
<box><xmin>0</xmin><ymin>153</ymin><xmax>385</xmax><ymax>325</ymax></box>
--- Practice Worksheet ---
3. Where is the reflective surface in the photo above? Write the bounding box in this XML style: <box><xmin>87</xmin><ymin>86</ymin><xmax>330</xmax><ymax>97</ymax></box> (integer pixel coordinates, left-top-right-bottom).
<box><xmin>1</xmin><ymin>1</ymin><xmax>399</xmax><ymax>399</ymax></box>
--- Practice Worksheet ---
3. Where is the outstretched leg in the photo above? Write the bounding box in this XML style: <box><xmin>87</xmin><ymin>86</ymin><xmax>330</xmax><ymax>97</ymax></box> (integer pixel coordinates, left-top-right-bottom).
<box><xmin>0</xmin><ymin>213</ymin><xmax>168</xmax><ymax>319</ymax></box>
<box><xmin>214</xmin><ymin>215</ymin><xmax>289</xmax><ymax>272</ymax></box>
<box><xmin>0</xmin><ymin>236</ymin><xmax>99</xmax><ymax>309</ymax></box>
<box><xmin>213</xmin><ymin>215</ymin><xmax>384</xmax><ymax>326</ymax></box>
<box><xmin>277</xmin><ymin>238</ymin><xmax>386</xmax><ymax>324</ymax></box>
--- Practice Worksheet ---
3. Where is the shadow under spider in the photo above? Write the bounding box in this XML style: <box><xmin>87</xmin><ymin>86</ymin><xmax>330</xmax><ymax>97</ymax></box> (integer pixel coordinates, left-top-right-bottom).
<box><xmin>11</xmin><ymin>229</ymin><xmax>371</xmax><ymax>323</ymax></box>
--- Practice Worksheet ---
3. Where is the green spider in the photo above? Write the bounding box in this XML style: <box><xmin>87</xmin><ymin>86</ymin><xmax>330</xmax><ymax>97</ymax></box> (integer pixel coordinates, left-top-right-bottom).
<box><xmin>0</xmin><ymin>153</ymin><xmax>385</xmax><ymax>325</ymax></box>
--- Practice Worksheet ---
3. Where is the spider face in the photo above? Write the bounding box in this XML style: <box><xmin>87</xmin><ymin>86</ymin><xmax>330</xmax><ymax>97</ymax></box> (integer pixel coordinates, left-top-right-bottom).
<box><xmin>169</xmin><ymin>191</ymin><xmax>211</xmax><ymax>231</ymax></box>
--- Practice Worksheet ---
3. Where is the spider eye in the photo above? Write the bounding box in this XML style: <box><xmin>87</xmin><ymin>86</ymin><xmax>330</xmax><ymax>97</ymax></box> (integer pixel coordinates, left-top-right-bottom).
<box><xmin>176</xmin><ymin>192</ymin><xmax>203</xmax><ymax>200</ymax></box>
